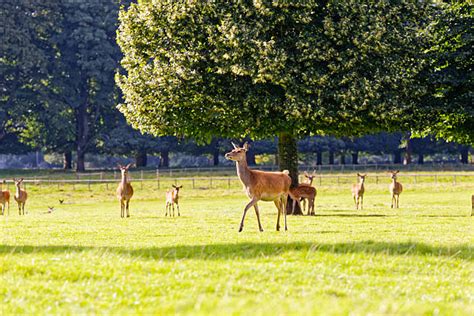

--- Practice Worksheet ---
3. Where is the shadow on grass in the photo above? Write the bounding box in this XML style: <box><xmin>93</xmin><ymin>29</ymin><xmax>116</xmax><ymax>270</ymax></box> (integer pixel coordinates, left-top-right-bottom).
<box><xmin>0</xmin><ymin>241</ymin><xmax>472</xmax><ymax>261</ymax></box>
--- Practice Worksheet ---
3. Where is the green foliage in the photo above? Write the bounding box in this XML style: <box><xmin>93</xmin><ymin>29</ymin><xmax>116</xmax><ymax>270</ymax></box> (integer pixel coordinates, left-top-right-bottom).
<box><xmin>418</xmin><ymin>1</ymin><xmax>473</xmax><ymax>145</ymax></box>
<box><xmin>117</xmin><ymin>1</ymin><xmax>431</xmax><ymax>142</ymax></box>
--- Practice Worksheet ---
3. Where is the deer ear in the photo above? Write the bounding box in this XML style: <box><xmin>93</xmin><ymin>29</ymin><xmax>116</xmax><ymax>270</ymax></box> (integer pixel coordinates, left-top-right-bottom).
<box><xmin>172</xmin><ymin>184</ymin><xmax>176</xmax><ymax>188</ymax></box>
<box><xmin>357</xmin><ymin>173</ymin><xmax>361</xmax><ymax>176</ymax></box>
<box><xmin>125</xmin><ymin>163</ymin><xmax>132</xmax><ymax>169</ymax></box>
<box><xmin>396</xmin><ymin>170</ymin><xmax>400</xmax><ymax>174</ymax></box>
<box><xmin>231</xmin><ymin>142</ymin><xmax>238</xmax><ymax>149</ymax></box>
<box><xmin>179</xmin><ymin>185</ymin><xmax>183</xmax><ymax>189</ymax></box>
<box><xmin>20</xmin><ymin>178</ymin><xmax>24</xmax><ymax>182</ymax></box>
<box><xmin>304</xmin><ymin>171</ymin><xmax>309</xmax><ymax>177</ymax></box>
<box><xmin>243</xmin><ymin>142</ymin><xmax>249</xmax><ymax>151</ymax></box>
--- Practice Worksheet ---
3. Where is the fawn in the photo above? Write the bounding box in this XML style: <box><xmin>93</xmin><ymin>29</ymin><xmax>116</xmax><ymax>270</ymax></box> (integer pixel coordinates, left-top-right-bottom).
<box><xmin>13</xmin><ymin>178</ymin><xmax>28</xmax><ymax>215</ymax></box>
<box><xmin>116</xmin><ymin>164</ymin><xmax>133</xmax><ymax>218</ymax></box>
<box><xmin>351</xmin><ymin>173</ymin><xmax>367</xmax><ymax>210</ymax></box>
<box><xmin>389</xmin><ymin>170</ymin><xmax>403</xmax><ymax>208</ymax></box>
<box><xmin>165</xmin><ymin>185</ymin><xmax>182</xmax><ymax>217</ymax></box>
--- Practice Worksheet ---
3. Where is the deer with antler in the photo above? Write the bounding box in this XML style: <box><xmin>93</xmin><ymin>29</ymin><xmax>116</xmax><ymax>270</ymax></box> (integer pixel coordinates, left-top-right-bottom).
<box><xmin>351</xmin><ymin>173</ymin><xmax>367</xmax><ymax>210</ymax></box>
<box><xmin>165</xmin><ymin>185</ymin><xmax>182</xmax><ymax>217</ymax></box>
<box><xmin>389</xmin><ymin>170</ymin><xmax>403</xmax><ymax>208</ymax></box>
<box><xmin>13</xmin><ymin>178</ymin><xmax>28</xmax><ymax>215</ymax></box>
<box><xmin>1</xmin><ymin>180</ymin><xmax>10</xmax><ymax>215</ymax></box>
<box><xmin>116</xmin><ymin>164</ymin><xmax>134</xmax><ymax>218</ymax></box>
<box><xmin>225</xmin><ymin>142</ymin><xmax>293</xmax><ymax>232</ymax></box>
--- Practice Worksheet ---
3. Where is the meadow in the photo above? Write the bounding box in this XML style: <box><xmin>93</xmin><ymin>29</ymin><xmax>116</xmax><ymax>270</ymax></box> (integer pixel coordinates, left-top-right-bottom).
<box><xmin>1</xmin><ymin>171</ymin><xmax>473</xmax><ymax>315</ymax></box>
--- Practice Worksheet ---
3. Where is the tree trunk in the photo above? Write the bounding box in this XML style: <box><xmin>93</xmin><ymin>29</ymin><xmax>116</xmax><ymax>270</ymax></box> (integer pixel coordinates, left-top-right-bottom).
<box><xmin>393</xmin><ymin>150</ymin><xmax>402</xmax><ymax>164</ymax></box>
<box><xmin>76</xmin><ymin>150</ymin><xmax>85</xmax><ymax>172</ymax></box>
<box><xmin>340</xmin><ymin>153</ymin><xmax>346</xmax><ymax>165</ymax></box>
<box><xmin>329</xmin><ymin>151</ymin><xmax>335</xmax><ymax>165</ymax></box>
<box><xmin>212</xmin><ymin>149</ymin><xmax>219</xmax><ymax>166</ymax></box>
<box><xmin>403</xmin><ymin>138</ymin><xmax>412</xmax><ymax>165</ymax></box>
<box><xmin>63</xmin><ymin>151</ymin><xmax>72</xmax><ymax>170</ymax></box>
<box><xmin>75</xmin><ymin>103</ymin><xmax>89</xmax><ymax>172</ymax></box>
<box><xmin>278</xmin><ymin>132</ymin><xmax>302</xmax><ymax>215</ymax></box>
<box><xmin>135</xmin><ymin>149</ymin><xmax>147</xmax><ymax>167</ymax></box>
<box><xmin>417</xmin><ymin>153</ymin><xmax>424</xmax><ymax>164</ymax></box>
<box><xmin>161</xmin><ymin>150</ymin><xmax>169</xmax><ymax>167</ymax></box>
<box><xmin>316</xmin><ymin>151</ymin><xmax>322</xmax><ymax>165</ymax></box>
<box><xmin>460</xmin><ymin>147</ymin><xmax>469</xmax><ymax>164</ymax></box>
<box><xmin>352</xmin><ymin>152</ymin><xmax>359</xmax><ymax>164</ymax></box>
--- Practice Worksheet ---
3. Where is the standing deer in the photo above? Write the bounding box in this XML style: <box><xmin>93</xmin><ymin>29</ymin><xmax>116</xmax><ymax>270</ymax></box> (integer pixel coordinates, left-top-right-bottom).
<box><xmin>165</xmin><ymin>185</ymin><xmax>182</xmax><ymax>217</ymax></box>
<box><xmin>290</xmin><ymin>184</ymin><xmax>317</xmax><ymax>216</ymax></box>
<box><xmin>389</xmin><ymin>170</ymin><xmax>403</xmax><ymax>208</ymax></box>
<box><xmin>225</xmin><ymin>142</ymin><xmax>292</xmax><ymax>232</ymax></box>
<box><xmin>298</xmin><ymin>171</ymin><xmax>317</xmax><ymax>213</ymax></box>
<box><xmin>13</xmin><ymin>178</ymin><xmax>28</xmax><ymax>215</ymax></box>
<box><xmin>351</xmin><ymin>173</ymin><xmax>367</xmax><ymax>210</ymax></box>
<box><xmin>116</xmin><ymin>164</ymin><xmax>133</xmax><ymax>218</ymax></box>
<box><xmin>1</xmin><ymin>180</ymin><xmax>10</xmax><ymax>215</ymax></box>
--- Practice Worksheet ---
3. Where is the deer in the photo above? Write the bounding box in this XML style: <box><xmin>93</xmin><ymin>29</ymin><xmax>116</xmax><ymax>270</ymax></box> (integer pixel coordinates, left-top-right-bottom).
<box><xmin>225</xmin><ymin>142</ymin><xmax>293</xmax><ymax>232</ymax></box>
<box><xmin>298</xmin><ymin>171</ymin><xmax>317</xmax><ymax>214</ymax></box>
<box><xmin>165</xmin><ymin>185</ymin><xmax>182</xmax><ymax>217</ymax></box>
<box><xmin>351</xmin><ymin>173</ymin><xmax>367</xmax><ymax>210</ymax></box>
<box><xmin>1</xmin><ymin>180</ymin><xmax>10</xmax><ymax>215</ymax></box>
<box><xmin>389</xmin><ymin>170</ymin><xmax>403</xmax><ymax>208</ymax></box>
<box><xmin>290</xmin><ymin>184</ymin><xmax>317</xmax><ymax>216</ymax></box>
<box><xmin>116</xmin><ymin>164</ymin><xmax>133</xmax><ymax>218</ymax></box>
<box><xmin>13</xmin><ymin>178</ymin><xmax>28</xmax><ymax>215</ymax></box>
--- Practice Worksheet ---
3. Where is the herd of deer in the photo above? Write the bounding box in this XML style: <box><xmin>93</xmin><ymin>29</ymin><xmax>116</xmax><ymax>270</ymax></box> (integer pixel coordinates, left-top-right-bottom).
<box><xmin>1</xmin><ymin>143</ymin><xmax>404</xmax><ymax>232</ymax></box>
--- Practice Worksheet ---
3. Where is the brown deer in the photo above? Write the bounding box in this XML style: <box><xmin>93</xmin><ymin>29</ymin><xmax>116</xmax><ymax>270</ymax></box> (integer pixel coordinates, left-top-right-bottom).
<box><xmin>13</xmin><ymin>178</ymin><xmax>28</xmax><ymax>215</ymax></box>
<box><xmin>165</xmin><ymin>185</ymin><xmax>182</xmax><ymax>217</ymax></box>
<box><xmin>298</xmin><ymin>171</ymin><xmax>317</xmax><ymax>213</ymax></box>
<box><xmin>1</xmin><ymin>180</ymin><xmax>10</xmax><ymax>215</ymax></box>
<box><xmin>225</xmin><ymin>142</ymin><xmax>293</xmax><ymax>232</ymax></box>
<box><xmin>389</xmin><ymin>170</ymin><xmax>403</xmax><ymax>208</ymax></box>
<box><xmin>351</xmin><ymin>173</ymin><xmax>367</xmax><ymax>210</ymax></box>
<box><xmin>116</xmin><ymin>164</ymin><xmax>133</xmax><ymax>218</ymax></box>
<box><xmin>290</xmin><ymin>184</ymin><xmax>317</xmax><ymax>216</ymax></box>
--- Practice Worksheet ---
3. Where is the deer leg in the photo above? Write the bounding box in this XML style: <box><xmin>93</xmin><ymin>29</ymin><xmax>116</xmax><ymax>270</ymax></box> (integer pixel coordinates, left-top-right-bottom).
<box><xmin>253</xmin><ymin>203</ymin><xmax>264</xmax><ymax>232</ymax></box>
<box><xmin>282</xmin><ymin>195</ymin><xmax>288</xmax><ymax>231</ymax></box>
<box><xmin>18</xmin><ymin>203</ymin><xmax>21</xmax><ymax>215</ymax></box>
<box><xmin>177</xmin><ymin>203</ymin><xmax>180</xmax><ymax>216</ymax></box>
<box><xmin>360</xmin><ymin>195</ymin><xmax>364</xmax><ymax>210</ymax></box>
<box><xmin>172</xmin><ymin>203</ymin><xmax>175</xmax><ymax>217</ymax></box>
<box><xmin>165</xmin><ymin>202</ymin><xmax>168</xmax><ymax>216</ymax></box>
<box><xmin>126</xmin><ymin>199</ymin><xmax>130</xmax><ymax>217</ymax></box>
<box><xmin>274</xmin><ymin>200</ymin><xmax>281</xmax><ymax>231</ymax></box>
<box><xmin>120</xmin><ymin>200</ymin><xmax>124</xmax><ymax>218</ymax></box>
<box><xmin>240</xmin><ymin>198</ymin><xmax>258</xmax><ymax>232</ymax></box>
<box><xmin>391</xmin><ymin>195</ymin><xmax>394</xmax><ymax>208</ymax></box>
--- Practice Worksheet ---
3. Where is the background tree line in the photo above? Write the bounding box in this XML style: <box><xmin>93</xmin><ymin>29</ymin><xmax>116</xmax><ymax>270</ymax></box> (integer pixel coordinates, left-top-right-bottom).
<box><xmin>1</xmin><ymin>0</ymin><xmax>472</xmax><ymax>172</ymax></box>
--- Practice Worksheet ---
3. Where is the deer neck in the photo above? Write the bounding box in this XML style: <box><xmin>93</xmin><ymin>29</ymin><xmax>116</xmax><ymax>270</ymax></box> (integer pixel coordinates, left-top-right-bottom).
<box><xmin>235</xmin><ymin>158</ymin><xmax>252</xmax><ymax>186</ymax></box>
<box><xmin>391</xmin><ymin>178</ymin><xmax>397</xmax><ymax>185</ymax></box>
<box><xmin>15</xmin><ymin>185</ymin><xmax>20</xmax><ymax>196</ymax></box>
<box><xmin>120</xmin><ymin>174</ymin><xmax>128</xmax><ymax>187</ymax></box>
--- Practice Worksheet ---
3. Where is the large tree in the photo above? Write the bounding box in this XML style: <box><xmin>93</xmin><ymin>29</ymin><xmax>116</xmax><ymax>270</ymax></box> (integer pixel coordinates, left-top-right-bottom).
<box><xmin>117</xmin><ymin>1</ymin><xmax>432</xmax><ymax>212</ymax></box>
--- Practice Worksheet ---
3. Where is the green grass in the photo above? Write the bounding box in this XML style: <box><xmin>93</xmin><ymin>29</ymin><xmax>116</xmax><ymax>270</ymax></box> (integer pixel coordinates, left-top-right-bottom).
<box><xmin>1</xmin><ymin>172</ymin><xmax>473</xmax><ymax>315</ymax></box>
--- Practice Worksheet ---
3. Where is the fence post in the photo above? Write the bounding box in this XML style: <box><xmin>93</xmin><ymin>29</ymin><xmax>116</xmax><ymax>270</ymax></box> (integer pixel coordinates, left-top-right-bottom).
<box><xmin>453</xmin><ymin>175</ymin><xmax>456</xmax><ymax>186</ymax></box>
<box><xmin>193</xmin><ymin>178</ymin><xmax>195</xmax><ymax>189</ymax></box>
<box><xmin>210</xmin><ymin>177</ymin><xmax>212</xmax><ymax>189</ymax></box>
<box><xmin>88</xmin><ymin>180</ymin><xmax>91</xmax><ymax>191</ymax></box>
<box><xmin>156</xmin><ymin>169</ymin><xmax>160</xmax><ymax>189</ymax></box>
<box><xmin>228</xmin><ymin>178</ymin><xmax>231</xmax><ymax>189</ymax></box>
<box><xmin>471</xmin><ymin>195</ymin><xmax>473</xmax><ymax>216</ymax></box>
<box><xmin>376</xmin><ymin>176</ymin><xmax>379</xmax><ymax>185</ymax></box>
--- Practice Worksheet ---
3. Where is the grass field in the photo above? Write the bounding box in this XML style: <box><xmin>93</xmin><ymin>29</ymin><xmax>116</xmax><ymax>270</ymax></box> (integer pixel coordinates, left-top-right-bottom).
<box><xmin>1</xmin><ymin>172</ymin><xmax>473</xmax><ymax>315</ymax></box>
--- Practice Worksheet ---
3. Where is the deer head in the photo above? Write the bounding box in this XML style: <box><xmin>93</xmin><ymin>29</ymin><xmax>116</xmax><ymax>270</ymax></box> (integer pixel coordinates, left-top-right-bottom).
<box><xmin>304</xmin><ymin>171</ymin><xmax>316</xmax><ymax>182</ymax></box>
<box><xmin>13</xmin><ymin>178</ymin><xmax>23</xmax><ymax>187</ymax></box>
<box><xmin>224</xmin><ymin>142</ymin><xmax>249</xmax><ymax>162</ymax></box>
<box><xmin>118</xmin><ymin>164</ymin><xmax>132</xmax><ymax>177</ymax></box>
<box><xmin>357</xmin><ymin>173</ymin><xmax>367</xmax><ymax>183</ymax></box>
<box><xmin>172</xmin><ymin>184</ymin><xmax>183</xmax><ymax>192</ymax></box>
<box><xmin>390</xmin><ymin>170</ymin><xmax>399</xmax><ymax>180</ymax></box>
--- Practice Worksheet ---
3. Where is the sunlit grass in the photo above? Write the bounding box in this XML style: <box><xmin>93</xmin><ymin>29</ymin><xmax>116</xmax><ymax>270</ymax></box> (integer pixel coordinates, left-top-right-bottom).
<box><xmin>1</xmin><ymin>172</ymin><xmax>473</xmax><ymax>315</ymax></box>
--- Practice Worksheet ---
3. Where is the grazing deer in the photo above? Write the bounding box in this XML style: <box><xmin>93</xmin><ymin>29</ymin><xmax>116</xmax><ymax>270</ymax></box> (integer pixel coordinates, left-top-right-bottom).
<box><xmin>1</xmin><ymin>180</ymin><xmax>10</xmax><ymax>215</ymax></box>
<box><xmin>351</xmin><ymin>173</ymin><xmax>367</xmax><ymax>210</ymax></box>
<box><xmin>290</xmin><ymin>184</ymin><xmax>317</xmax><ymax>216</ymax></box>
<box><xmin>298</xmin><ymin>171</ymin><xmax>317</xmax><ymax>213</ymax></box>
<box><xmin>13</xmin><ymin>178</ymin><xmax>28</xmax><ymax>215</ymax></box>
<box><xmin>225</xmin><ymin>142</ymin><xmax>293</xmax><ymax>232</ymax></box>
<box><xmin>116</xmin><ymin>164</ymin><xmax>133</xmax><ymax>218</ymax></box>
<box><xmin>389</xmin><ymin>170</ymin><xmax>403</xmax><ymax>208</ymax></box>
<box><xmin>165</xmin><ymin>185</ymin><xmax>182</xmax><ymax>217</ymax></box>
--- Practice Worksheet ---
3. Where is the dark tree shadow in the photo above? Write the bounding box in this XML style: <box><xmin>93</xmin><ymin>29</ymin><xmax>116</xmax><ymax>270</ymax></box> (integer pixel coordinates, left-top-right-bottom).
<box><xmin>1</xmin><ymin>241</ymin><xmax>472</xmax><ymax>261</ymax></box>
